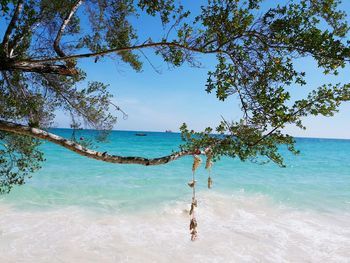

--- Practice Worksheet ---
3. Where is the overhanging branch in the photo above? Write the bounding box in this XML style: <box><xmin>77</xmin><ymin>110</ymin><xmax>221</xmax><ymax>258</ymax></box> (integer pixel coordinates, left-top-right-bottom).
<box><xmin>17</xmin><ymin>41</ymin><xmax>228</xmax><ymax>64</ymax></box>
<box><xmin>0</xmin><ymin>120</ymin><xmax>195</xmax><ymax>166</ymax></box>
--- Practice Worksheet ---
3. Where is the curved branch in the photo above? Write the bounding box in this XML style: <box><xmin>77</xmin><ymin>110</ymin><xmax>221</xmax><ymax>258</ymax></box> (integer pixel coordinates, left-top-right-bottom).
<box><xmin>17</xmin><ymin>41</ymin><xmax>228</xmax><ymax>64</ymax></box>
<box><xmin>0</xmin><ymin>120</ymin><xmax>194</xmax><ymax>166</ymax></box>
<box><xmin>54</xmin><ymin>0</ymin><xmax>83</xmax><ymax>57</ymax></box>
<box><xmin>2</xmin><ymin>0</ymin><xmax>24</xmax><ymax>56</ymax></box>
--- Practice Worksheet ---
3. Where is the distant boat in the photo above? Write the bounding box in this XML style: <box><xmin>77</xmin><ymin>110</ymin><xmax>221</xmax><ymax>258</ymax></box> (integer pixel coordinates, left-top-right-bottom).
<box><xmin>135</xmin><ymin>133</ymin><xmax>147</xmax><ymax>136</ymax></box>
<box><xmin>165</xmin><ymin>130</ymin><xmax>172</xmax><ymax>133</ymax></box>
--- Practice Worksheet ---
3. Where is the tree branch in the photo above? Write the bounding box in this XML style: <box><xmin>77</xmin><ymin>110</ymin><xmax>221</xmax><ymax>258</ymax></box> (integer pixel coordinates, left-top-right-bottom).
<box><xmin>54</xmin><ymin>0</ymin><xmax>83</xmax><ymax>57</ymax></box>
<box><xmin>17</xmin><ymin>41</ymin><xmax>228</xmax><ymax>64</ymax></box>
<box><xmin>9</xmin><ymin>22</ymin><xmax>41</xmax><ymax>58</ymax></box>
<box><xmin>0</xmin><ymin>61</ymin><xmax>78</xmax><ymax>76</ymax></box>
<box><xmin>2</xmin><ymin>0</ymin><xmax>24</xmax><ymax>57</ymax></box>
<box><xmin>248</xmin><ymin>93</ymin><xmax>334</xmax><ymax>147</ymax></box>
<box><xmin>5</xmin><ymin>41</ymin><xmax>230</xmax><ymax>75</ymax></box>
<box><xmin>0</xmin><ymin>120</ymin><xmax>195</xmax><ymax>166</ymax></box>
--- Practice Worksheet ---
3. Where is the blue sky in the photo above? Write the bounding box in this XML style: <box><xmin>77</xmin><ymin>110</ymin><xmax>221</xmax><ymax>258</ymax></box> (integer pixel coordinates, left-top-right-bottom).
<box><xmin>1</xmin><ymin>1</ymin><xmax>350</xmax><ymax>139</ymax></box>
<box><xmin>62</xmin><ymin>49</ymin><xmax>350</xmax><ymax>139</ymax></box>
<box><xmin>56</xmin><ymin>0</ymin><xmax>350</xmax><ymax>139</ymax></box>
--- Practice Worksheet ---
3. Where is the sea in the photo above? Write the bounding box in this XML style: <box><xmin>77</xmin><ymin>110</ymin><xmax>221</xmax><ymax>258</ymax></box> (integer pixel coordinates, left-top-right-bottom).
<box><xmin>0</xmin><ymin>129</ymin><xmax>349</xmax><ymax>263</ymax></box>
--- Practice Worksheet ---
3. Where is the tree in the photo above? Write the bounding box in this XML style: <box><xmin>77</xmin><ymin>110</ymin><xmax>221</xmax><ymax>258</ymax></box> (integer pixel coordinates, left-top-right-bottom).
<box><xmin>1</xmin><ymin>0</ymin><xmax>350</xmax><ymax>193</ymax></box>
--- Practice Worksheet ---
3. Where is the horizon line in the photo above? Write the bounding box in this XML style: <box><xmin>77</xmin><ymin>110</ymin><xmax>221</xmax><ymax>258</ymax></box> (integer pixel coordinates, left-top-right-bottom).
<box><xmin>48</xmin><ymin>126</ymin><xmax>350</xmax><ymax>141</ymax></box>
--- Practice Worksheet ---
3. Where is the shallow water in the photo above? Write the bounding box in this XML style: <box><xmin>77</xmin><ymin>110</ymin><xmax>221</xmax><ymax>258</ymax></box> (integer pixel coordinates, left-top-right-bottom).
<box><xmin>0</xmin><ymin>130</ymin><xmax>350</xmax><ymax>262</ymax></box>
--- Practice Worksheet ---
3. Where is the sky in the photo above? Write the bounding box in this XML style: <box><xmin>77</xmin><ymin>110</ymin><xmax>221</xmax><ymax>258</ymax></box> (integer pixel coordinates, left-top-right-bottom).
<box><xmin>2</xmin><ymin>1</ymin><xmax>350</xmax><ymax>139</ymax></box>
<box><xmin>56</xmin><ymin>0</ymin><xmax>350</xmax><ymax>139</ymax></box>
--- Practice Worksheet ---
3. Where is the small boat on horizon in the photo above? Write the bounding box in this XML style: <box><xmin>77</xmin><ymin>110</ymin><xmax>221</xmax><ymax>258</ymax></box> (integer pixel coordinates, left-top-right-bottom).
<box><xmin>135</xmin><ymin>133</ymin><xmax>147</xmax><ymax>136</ymax></box>
<box><xmin>165</xmin><ymin>130</ymin><xmax>172</xmax><ymax>133</ymax></box>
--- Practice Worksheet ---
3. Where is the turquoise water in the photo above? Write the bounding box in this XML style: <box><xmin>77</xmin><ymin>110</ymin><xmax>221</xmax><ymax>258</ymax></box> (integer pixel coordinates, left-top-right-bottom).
<box><xmin>2</xmin><ymin>129</ymin><xmax>350</xmax><ymax>212</ymax></box>
<box><xmin>1</xmin><ymin>130</ymin><xmax>350</xmax><ymax>262</ymax></box>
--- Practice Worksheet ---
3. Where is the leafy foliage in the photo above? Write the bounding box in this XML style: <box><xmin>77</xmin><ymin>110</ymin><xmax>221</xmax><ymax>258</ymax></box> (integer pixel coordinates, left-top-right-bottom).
<box><xmin>0</xmin><ymin>132</ymin><xmax>43</xmax><ymax>194</ymax></box>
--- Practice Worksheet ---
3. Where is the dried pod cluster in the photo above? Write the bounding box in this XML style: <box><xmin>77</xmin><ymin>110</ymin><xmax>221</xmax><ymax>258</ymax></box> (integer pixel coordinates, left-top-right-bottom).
<box><xmin>189</xmin><ymin>154</ymin><xmax>201</xmax><ymax>241</ymax></box>
<box><xmin>187</xmin><ymin>152</ymin><xmax>215</xmax><ymax>240</ymax></box>
<box><xmin>192</xmin><ymin>154</ymin><xmax>202</xmax><ymax>172</ymax></box>
<box><xmin>205</xmin><ymin>153</ymin><xmax>213</xmax><ymax>170</ymax></box>
<box><xmin>187</xmin><ymin>180</ymin><xmax>196</xmax><ymax>188</ymax></box>
<box><xmin>189</xmin><ymin>196</ymin><xmax>198</xmax><ymax>240</ymax></box>
<box><xmin>205</xmin><ymin>152</ymin><xmax>213</xmax><ymax>189</ymax></box>
<box><xmin>208</xmin><ymin>176</ymin><xmax>213</xmax><ymax>189</ymax></box>
<box><xmin>189</xmin><ymin>198</ymin><xmax>197</xmax><ymax>216</ymax></box>
<box><xmin>189</xmin><ymin>216</ymin><xmax>198</xmax><ymax>241</ymax></box>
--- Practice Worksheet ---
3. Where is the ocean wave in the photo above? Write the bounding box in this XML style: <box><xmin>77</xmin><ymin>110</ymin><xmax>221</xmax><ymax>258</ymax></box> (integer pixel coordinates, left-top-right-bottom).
<box><xmin>0</xmin><ymin>191</ymin><xmax>349</xmax><ymax>263</ymax></box>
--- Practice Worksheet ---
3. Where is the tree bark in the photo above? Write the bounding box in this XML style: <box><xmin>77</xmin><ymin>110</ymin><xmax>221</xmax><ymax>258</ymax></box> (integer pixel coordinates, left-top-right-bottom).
<box><xmin>17</xmin><ymin>41</ymin><xmax>228</xmax><ymax>64</ymax></box>
<box><xmin>0</xmin><ymin>61</ymin><xmax>78</xmax><ymax>76</ymax></box>
<box><xmin>2</xmin><ymin>42</ymin><xmax>228</xmax><ymax>76</ymax></box>
<box><xmin>0</xmin><ymin>120</ymin><xmax>195</xmax><ymax>166</ymax></box>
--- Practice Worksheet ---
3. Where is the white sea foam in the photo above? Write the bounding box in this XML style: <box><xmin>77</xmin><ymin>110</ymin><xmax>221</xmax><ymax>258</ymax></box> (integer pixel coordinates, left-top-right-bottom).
<box><xmin>0</xmin><ymin>192</ymin><xmax>349</xmax><ymax>263</ymax></box>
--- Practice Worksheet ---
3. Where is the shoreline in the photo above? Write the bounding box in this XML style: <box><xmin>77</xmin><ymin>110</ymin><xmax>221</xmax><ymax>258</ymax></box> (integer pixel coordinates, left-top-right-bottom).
<box><xmin>1</xmin><ymin>191</ymin><xmax>349</xmax><ymax>263</ymax></box>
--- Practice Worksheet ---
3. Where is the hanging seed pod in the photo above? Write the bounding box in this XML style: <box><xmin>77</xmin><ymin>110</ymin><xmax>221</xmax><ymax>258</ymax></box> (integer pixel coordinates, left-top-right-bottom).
<box><xmin>190</xmin><ymin>217</ymin><xmax>198</xmax><ymax>241</ymax></box>
<box><xmin>190</xmin><ymin>229</ymin><xmax>198</xmax><ymax>241</ymax></box>
<box><xmin>189</xmin><ymin>203</ymin><xmax>194</xmax><ymax>215</ymax></box>
<box><xmin>192</xmin><ymin>155</ymin><xmax>202</xmax><ymax>172</ymax></box>
<box><xmin>190</xmin><ymin>218</ymin><xmax>197</xmax><ymax>230</ymax></box>
<box><xmin>205</xmin><ymin>153</ymin><xmax>213</xmax><ymax>170</ymax></box>
<box><xmin>189</xmin><ymin>198</ymin><xmax>197</xmax><ymax>215</ymax></box>
<box><xmin>189</xmin><ymin>154</ymin><xmax>200</xmax><ymax>241</ymax></box>
<box><xmin>192</xmin><ymin>198</ymin><xmax>197</xmax><ymax>207</ymax></box>
<box><xmin>187</xmin><ymin>180</ymin><xmax>196</xmax><ymax>188</ymax></box>
<box><xmin>208</xmin><ymin>176</ymin><xmax>213</xmax><ymax>189</ymax></box>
